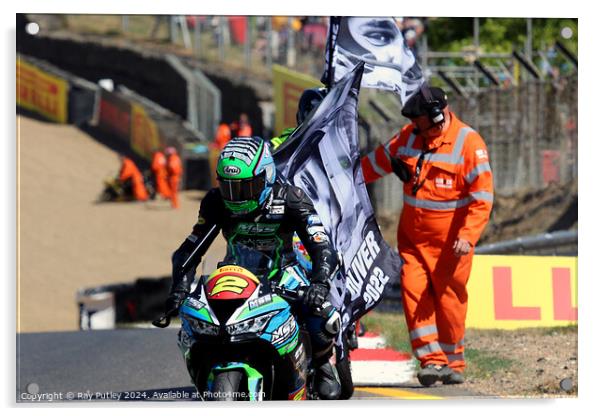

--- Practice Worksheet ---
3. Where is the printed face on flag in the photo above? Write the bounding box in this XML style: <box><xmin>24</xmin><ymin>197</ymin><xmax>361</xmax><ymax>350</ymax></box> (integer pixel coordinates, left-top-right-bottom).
<box><xmin>274</xmin><ymin>64</ymin><xmax>402</xmax><ymax>334</ymax></box>
<box><xmin>327</xmin><ymin>17</ymin><xmax>424</xmax><ymax>105</ymax></box>
<box><xmin>340</xmin><ymin>18</ymin><xmax>404</xmax><ymax>67</ymax></box>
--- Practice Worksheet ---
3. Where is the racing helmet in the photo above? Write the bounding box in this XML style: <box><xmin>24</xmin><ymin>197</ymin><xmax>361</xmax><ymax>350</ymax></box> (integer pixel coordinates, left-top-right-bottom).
<box><xmin>296</xmin><ymin>87</ymin><xmax>328</xmax><ymax>125</ymax></box>
<box><xmin>216</xmin><ymin>136</ymin><xmax>276</xmax><ymax>215</ymax></box>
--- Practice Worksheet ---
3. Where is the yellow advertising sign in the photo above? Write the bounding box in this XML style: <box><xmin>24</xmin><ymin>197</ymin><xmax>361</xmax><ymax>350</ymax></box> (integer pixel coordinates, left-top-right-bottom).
<box><xmin>466</xmin><ymin>255</ymin><xmax>577</xmax><ymax>329</ymax></box>
<box><xmin>130</xmin><ymin>103</ymin><xmax>162</xmax><ymax>160</ymax></box>
<box><xmin>17</xmin><ymin>59</ymin><xmax>68</xmax><ymax>123</ymax></box>
<box><xmin>272</xmin><ymin>64</ymin><xmax>321</xmax><ymax>134</ymax></box>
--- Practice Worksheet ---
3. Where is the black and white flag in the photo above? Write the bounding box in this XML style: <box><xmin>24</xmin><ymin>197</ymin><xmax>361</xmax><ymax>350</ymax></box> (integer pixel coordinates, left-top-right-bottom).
<box><xmin>273</xmin><ymin>63</ymin><xmax>402</xmax><ymax>339</ymax></box>
<box><xmin>322</xmin><ymin>16</ymin><xmax>424</xmax><ymax>105</ymax></box>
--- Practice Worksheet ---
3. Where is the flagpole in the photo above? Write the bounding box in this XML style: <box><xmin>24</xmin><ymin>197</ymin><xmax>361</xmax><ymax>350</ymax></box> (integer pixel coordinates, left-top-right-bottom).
<box><xmin>326</xmin><ymin>17</ymin><xmax>337</xmax><ymax>91</ymax></box>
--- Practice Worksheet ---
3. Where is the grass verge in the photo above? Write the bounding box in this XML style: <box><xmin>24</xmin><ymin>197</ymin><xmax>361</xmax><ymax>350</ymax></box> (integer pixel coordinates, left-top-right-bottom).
<box><xmin>361</xmin><ymin>312</ymin><xmax>516</xmax><ymax>380</ymax></box>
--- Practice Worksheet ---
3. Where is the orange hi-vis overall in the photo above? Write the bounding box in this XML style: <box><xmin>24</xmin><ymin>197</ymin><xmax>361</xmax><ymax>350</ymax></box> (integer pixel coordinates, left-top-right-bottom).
<box><xmin>119</xmin><ymin>157</ymin><xmax>149</xmax><ymax>201</ymax></box>
<box><xmin>361</xmin><ymin>113</ymin><xmax>494</xmax><ymax>372</ymax></box>
<box><xmin>151</xmin><ymin>151</ymin><xmax>171</xmax><ymax>199</ymax></box>
<box><xmin>167</xmin><ymin>153</ymin><xmax>183</xmax><ymax>209</ymax></box>
<box><xmin>214</xmin><ymin>123</ymin><xmax>232</xmax><ymax>150</ymax></box>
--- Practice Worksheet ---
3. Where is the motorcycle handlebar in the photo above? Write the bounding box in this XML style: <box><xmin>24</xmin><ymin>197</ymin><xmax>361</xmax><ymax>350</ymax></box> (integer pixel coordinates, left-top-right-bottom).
<box><xmin>151</xmin><ymin>308</ymin><xmax>179</xmax><ymax>328</ymax></box>
<box><xmin>271</xmin><ymin>284</ymin><xmax>307</xmax><ymax>302</ymax></box>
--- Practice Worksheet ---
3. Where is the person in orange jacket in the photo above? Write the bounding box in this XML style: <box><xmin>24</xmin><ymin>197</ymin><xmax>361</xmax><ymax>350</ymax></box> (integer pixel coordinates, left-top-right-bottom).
<box><xmin>361</xmin><ymin>85</ymin><xmax>493</xmax><ymax>386</ymax></box>
<box><xmin>214</xmin><ymin>122</ymin><xmax>232</xmax><ymax>150</ymax></box>
<box><xmin>165</xmin><ymin>146</ymin><xmax>183</xmax><ymax>209</ymax></box>
<box><xmin>118</xmin><ymin>155</ymin><xmax>149</xmax><ymax>202</ymax></box>
<box><xmin>151</xmin><ymin>148</ymin><xmax>171</xmax><ymax>199</ymax></box>
<box><xmin>236</xmin><ymin>113</ymin><xmax>252</xmax><ymax>137</ymax></box>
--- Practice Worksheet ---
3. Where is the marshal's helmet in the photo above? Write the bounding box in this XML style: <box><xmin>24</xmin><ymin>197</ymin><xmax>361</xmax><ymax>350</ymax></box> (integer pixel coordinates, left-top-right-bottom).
<box><xmin>216</xmin><ymin>136</ymin><xmax>276</xmax><ymax>215</ymax></box>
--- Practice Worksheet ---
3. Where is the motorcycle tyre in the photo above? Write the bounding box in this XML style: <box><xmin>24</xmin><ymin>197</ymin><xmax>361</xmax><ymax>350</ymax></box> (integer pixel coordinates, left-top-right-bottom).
<box><xmin>210</xmin><ymin>370</ymin><xmax>246</xmax><ymax>401</ymax></box>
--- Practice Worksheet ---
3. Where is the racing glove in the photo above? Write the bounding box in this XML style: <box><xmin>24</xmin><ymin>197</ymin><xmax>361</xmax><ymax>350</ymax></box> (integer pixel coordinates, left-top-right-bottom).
<box><xmin>303</xmin><ymin>282</ymin><xmax>330</xmax><ymax>311</ymax></box>
<box><xmin>390</xmin><ymin>156</ymin><xmax>411</xmax><ymax>183</ymax></box>
<box><xmin>165</xmin><ymin>250</ymin><xmax>195</xmax><ymax>315</ymax></box>
<box><xmin>164</xmin><ymin>290</ymin><xmax>188</xmax><ymax>316</ymax></box>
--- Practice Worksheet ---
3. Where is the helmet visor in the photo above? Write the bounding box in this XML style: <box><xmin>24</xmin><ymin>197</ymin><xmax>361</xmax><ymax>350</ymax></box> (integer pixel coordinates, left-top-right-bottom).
<box><xmin>218</xmin><ymin>171</ymin><xmax>266</xmax><ymax>202</ymax></box>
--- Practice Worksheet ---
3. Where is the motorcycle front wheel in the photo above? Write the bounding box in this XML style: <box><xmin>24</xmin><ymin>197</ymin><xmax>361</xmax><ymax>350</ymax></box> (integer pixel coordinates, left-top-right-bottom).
<box><xmin>210</xmin><ymin>370</ymin><xmax>246</xmax><ymax>401</ymax></box>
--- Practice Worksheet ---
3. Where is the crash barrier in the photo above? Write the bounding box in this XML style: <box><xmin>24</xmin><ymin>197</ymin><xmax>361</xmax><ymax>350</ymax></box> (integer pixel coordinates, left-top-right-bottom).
<box><xmin>18</xmin><ymin>31</ymin><xmax>265</xmax><ymax>140</ymax></box>
<box><xmin>474</xmin><ymin>230</ymin><xmax>577</xmax><ymax>256</ymax></box>
<box><xmin>272</xmin><ymin>64</ymin><xmax>321</xmax><ymax>134</ymax></box>
<box><xmin>17</xmin><ymin>54</ymin><xmax>99</xmax><ymax>125</ymax></box>
<box><xmin>166</xmin><ymin>54</ymin><xmax>222</xmax><ymax>141</ymax></box>
<box><xmin>378</xmin><ymin>253</ymin><xmax>577</xmax><ymax>330</ymax></box>
<box><xmin>465</xmin><ymin>255</ymin><xmax>577</xmax><ymax>329</ymax></box>
<box><xmin>78</xmin><ymin>253</ymin><xmax>576</xmax><ymax>331</ymax></box>
<box><xmin>17</xmin><ymin>54</ymin><xmax>213</xmax><ymax>190</ymax></box>
<box><xmin>77</xmin><ymin>277</ymin><xmax>172</xmax><ymax>330</ymax></box>
<box><xmin>98</xmin><ymin>85</ymin><xmax>212</xmax><ymax>190</ymax></box>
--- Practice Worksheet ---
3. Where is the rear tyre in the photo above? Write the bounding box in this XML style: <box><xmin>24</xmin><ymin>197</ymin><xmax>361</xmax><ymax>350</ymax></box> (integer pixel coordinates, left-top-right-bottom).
<box><xmin>211</xmin><ymin>370</ymin><xmax>245</xmax><ymax>401</ymax></box>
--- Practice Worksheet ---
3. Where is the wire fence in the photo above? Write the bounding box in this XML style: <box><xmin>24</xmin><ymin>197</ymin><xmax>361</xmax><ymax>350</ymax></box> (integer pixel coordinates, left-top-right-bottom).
<box><xmin>365</xmin><ymin>74</ymin><xmax>578</xmax><ymax>217</ymax></box>
<box><xmin>448</xmin><ymin>75</ymin><xmax>577</xmax><ymax>195</ymax></box>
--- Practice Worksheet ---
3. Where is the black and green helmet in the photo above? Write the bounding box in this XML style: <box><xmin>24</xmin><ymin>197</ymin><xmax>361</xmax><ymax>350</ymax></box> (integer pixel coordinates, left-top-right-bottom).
<box><xmin>217</xmin><ymin>137</ymin><xmax>276</xmax><ymax>214</ymax></box>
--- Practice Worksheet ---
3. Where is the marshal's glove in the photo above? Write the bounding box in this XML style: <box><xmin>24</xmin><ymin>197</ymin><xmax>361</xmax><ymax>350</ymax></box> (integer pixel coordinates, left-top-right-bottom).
<box><xmin>303</xmin><ymin>283</ymin><xmax>330</xmax><ymax>311</ymax></box>
<box><xmin>390</xmin><ymin>156</ymin><xmax>411</xmax><ymax>183</ymax></box>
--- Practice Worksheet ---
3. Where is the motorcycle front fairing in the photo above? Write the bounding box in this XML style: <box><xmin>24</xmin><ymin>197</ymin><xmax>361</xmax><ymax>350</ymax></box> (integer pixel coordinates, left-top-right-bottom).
<box><xmin>178</xmin><ymin>269</ymin><xmax>307</xmax><ymax>400</ymax></box>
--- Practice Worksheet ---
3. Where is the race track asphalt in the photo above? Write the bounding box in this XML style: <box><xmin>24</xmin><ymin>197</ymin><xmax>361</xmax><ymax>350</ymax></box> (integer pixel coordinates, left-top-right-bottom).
<box><xmin>17</xmin><ymin>328</ymin><xmax>192</xmax><ymax>402</ymax></box>
<box><xmin>17</xmin><ymin>329</ymin><xmax>480</xmax><ymax>402</ymax></box>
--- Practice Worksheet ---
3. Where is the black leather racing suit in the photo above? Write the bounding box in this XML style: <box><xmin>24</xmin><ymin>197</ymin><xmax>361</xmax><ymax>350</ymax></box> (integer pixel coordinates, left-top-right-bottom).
<box><xmin>170</xmin><ymin>180</ymin><xmax>339</xmax><ymax>360</ymax></box>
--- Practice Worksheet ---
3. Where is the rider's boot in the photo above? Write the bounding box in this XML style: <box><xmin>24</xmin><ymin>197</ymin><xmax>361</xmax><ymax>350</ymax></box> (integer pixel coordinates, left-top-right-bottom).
<box><xmin>314</xmin><ymin>356</ymin><xmax>341</xmax><ymax>400</ymax></box>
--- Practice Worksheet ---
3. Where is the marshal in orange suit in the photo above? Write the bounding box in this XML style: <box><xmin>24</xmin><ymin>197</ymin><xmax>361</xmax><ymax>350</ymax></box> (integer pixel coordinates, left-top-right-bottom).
<box><xmin>165</xmin><ymin>147</ymin><xmax>183</xmax><ymax>209</ymax></box>
<box><xmin>118</xmin><ymin>156</ymin><xmax>149</xmax><ymax>201</ymax></box>
<box><xmin>361</xmin><ymin>85</ymin><xmax>493</xmax><ymax>387</ymax></box>
<box><xmin>151</xmin><ymin>149</ymin><xmax>171</xmax><ymax>199</ymax></box>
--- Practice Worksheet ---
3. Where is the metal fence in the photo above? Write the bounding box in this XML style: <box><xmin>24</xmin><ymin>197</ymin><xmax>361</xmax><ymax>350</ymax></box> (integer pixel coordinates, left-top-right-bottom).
<box><xmin>165</xmin><ymin>54</ymin><xmax>221</xmax><ymax>141</ymax></box>
<box><xmin>365</xmin><ymin>74</ymin><xmax>577</xmax><ymax>217</ymax></box>
<box><xmin>448</xmin><ymin>75</ymin><xmax>578</xmax><ymax>194</ymax></box>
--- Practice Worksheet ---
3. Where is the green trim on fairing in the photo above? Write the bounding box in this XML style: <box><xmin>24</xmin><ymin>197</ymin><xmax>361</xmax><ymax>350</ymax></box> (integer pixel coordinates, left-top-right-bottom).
<box><xmin>209</xmin><ymin>362</ymin><xmax>264</xmax><ymax>401</ymax></box>
<box><xmin>277</xmin><ymin>331</ymin><xmax>300</xmax><ymax>356</ymax></box>
<box><xmin>180</xmin><ymin>304</ymin><xmax>214</xmax><ymax>324</ymax></box>
<box><xmin>236</xmin><ymin>295</ymin><xmax>289</xmax><ymax>320</ymax></box>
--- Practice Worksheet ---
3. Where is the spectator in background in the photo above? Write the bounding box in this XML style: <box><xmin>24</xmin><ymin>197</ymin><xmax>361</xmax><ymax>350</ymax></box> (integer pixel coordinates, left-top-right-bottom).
<box><xmin>151</xmin><ymin>148</ymin><xmax>171</xmax><ymax>200</ymax></box>
<box><xmin>165</xmin><ymin>147</ymin><xmax>183</xmax><ymax>209</ymax></box>
<box><xmin>231</xmin><ymin>113</ymin><xmax>253</xmax><ymax>137</ymax></box>
<box><xmin>214</xmin><ymin>121</ymin><xmax>232</xmax><ymax>150</ymax></box>
<box><xmin>118</xmin><ymin>155</ymin><xmax>149</xmax><ymax>202</ymax></box>
<box><xmin>401</xmin><ymin>17</ymin><xmax>425</xmax><ymax>61</ymax></box>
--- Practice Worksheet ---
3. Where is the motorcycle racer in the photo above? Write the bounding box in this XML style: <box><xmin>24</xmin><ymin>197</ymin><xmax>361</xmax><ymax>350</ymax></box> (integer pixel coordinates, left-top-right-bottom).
<box><xmin>165</xmin><ymin>136</ymin><xmax>342</xmax><ymax>400</ymax></box>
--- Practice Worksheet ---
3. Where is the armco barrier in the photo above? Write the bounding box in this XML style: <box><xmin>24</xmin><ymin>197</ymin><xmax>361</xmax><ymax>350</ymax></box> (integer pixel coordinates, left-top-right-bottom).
<box><xmin>98</xmin><ymin>89</ymin><xmax>131</xmax><ymax>143</ymax></box>
<box><xmin>17</xmin><ymin>57</ymin><xmax>69</xmax><ymax>123</ymax></box>
<box><xmin>17</xmin><ymin>54</ymin><xmax>213</xmax><ymax>190</ymax></box>
<box><xmin>77</xmin><ymin>277</ymin><xmax>172</xmax><ymax>329</ymax></box>
<box><xmin>272</xmin><ymin>64</ymin><xmax>321</xmax><ymax>134</ymax></box>
<box><xmin>377</xmin><ymin>254</ymin><xmax>578</xmax><ymax>330</ymax></box>
<box><xmin>18</xmin><ymin>31</ymin><xmax>265</xmax><ymax>137</ymax></box>
<box><xmin>17</xmin><ymin>54</ymin><xmax>100</xmax><ymax>126</ymax></box>
<box><xmin>465</xmin><ymin>255</ymin><xmax>577</xmax><ymax>329</ymax></box>
<box><xmin>130</xmin><ymin>102</ymin><xmax>164</xmax><ymax>160</ymax></box>
<box><xmin>115</xmin><ymin>85</ymin><xmax>211</xmax><ymax>190</ymax></box>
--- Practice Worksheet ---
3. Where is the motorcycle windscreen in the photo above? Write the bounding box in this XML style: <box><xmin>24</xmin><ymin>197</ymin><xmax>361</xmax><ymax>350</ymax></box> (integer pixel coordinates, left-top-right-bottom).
<box><xmin>204</xmin><ymin>266</ymin><xmax>259</xmax><ymax>300</ymax></box>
